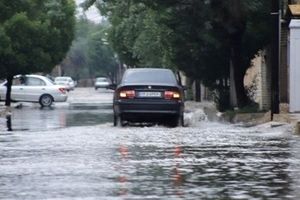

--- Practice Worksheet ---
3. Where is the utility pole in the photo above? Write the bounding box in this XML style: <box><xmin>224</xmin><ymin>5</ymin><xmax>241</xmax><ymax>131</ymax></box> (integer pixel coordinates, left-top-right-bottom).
<box><xmin>270</xmin><ymin>0</ymin><xmax>280</xmax><ymax>119</ymax></box>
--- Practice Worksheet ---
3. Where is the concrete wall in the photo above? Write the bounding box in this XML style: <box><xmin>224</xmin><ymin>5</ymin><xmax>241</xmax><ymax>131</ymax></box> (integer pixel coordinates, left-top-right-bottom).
<box><xmin>289</xmin><ymin>19</ymin><xmax>300</xmax><ymax>112</ymax></box>
<box><xmin>280</xmin><ymin>24</ymin><xmax>289</xmax><ymax>103</ymax></box>
<box><xmin>244</xmin><ymin>51</ymin><xmax>271</xmax><ymax>111</ymax></box>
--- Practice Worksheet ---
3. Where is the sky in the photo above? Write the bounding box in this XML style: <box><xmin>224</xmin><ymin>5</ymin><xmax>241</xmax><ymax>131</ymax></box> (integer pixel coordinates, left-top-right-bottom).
<box><xmin>75</xmin><ymin>0</ymin><xmax>102</xmax><ymax>23</ymax></box>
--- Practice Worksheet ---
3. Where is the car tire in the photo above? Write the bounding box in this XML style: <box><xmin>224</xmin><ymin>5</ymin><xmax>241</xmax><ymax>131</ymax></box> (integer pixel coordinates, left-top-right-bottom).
<box><xmin>178</xmin><ymin>114</ymin><xmax>184</xmax><ymax>127</ymax></box>
<box><xmin>114</xmin><ymin>114</ymin><xmax>124</xmax><ymax>127</ymax></box>
<box><xmin>169</xmin><ymin>115</ymin><xmax>184</xmax><ymax>127</ymax></box>
<box><xmin>39</xmin><ymin>94</ymin><xmax>53</xmax><ymax>107</ymax></box>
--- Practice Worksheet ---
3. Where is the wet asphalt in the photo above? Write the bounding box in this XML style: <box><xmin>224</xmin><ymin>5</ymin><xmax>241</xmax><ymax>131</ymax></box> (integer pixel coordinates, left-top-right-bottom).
<box><xmin>1</xmin><ymin>88</ymin><xmax>300</xmax><ymax>199</ymax></box>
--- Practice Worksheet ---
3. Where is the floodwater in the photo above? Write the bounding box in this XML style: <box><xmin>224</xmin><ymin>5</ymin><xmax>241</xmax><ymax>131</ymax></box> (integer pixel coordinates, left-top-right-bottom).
<box><xmin>1</xmin><ymin>106</ymin><xmax>113</xmax><ymax>131</ymax></box>
<box><xmin>1</xmin><ymin>119</ymin><xmax>300</xmax><ymax>199</ymax></box>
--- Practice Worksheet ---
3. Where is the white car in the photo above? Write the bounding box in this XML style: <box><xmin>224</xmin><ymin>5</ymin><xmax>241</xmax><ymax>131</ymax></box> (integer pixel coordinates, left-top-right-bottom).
<box><xmin>94</xmin><ymin>77</ymin><xmax>111</xmax><ymax>90</ymax></box>
<box><xmin>54</xmin><ymin>76</ymin><xmax>75</xmax><ymax>91</ymax></box>
<box><xmin>0</xmin><ymin>75</ymin><xmax>68</xmax><ymax>107</ymax></box>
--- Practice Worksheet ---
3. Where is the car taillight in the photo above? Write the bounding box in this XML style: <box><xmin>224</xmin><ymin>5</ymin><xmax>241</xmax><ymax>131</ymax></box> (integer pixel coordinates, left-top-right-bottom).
<box><xmin>119</xmin><ymin>90</ymin><xmax>135</xmax><ymax>98</ymax></box>
<box><xmin>59</xmin><ymin>88</ymin><xmax>66</xmax><ymax>94</ymax></box>
<box><xmin>164</xmin><ymin>91</ymin><xmax>180</xmax><ymax>99</ymax></box>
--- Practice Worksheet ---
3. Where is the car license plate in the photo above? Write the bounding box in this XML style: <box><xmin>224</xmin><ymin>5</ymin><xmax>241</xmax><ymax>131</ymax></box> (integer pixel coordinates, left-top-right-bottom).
<box><xmin>138</xmin><ymin>91</ymin><xmax>161</xmax><ymax>98</ymax></box>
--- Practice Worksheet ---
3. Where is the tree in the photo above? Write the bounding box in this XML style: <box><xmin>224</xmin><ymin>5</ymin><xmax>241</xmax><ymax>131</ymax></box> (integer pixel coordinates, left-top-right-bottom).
<box><xmin>210</xmin><ymin>0</ymin><xmax>272</xmax><ymax>107</ymax></box>
<box><xmin>140</xmin><ymin>0</ymin><xmax>271</xmax><ymax>108</ymax></box>
<box><xmin>59</xmin><ymin>18</ymin><xmax>118</xmax><ymax>81</ymax></box>
<box><xmin>84</xmin><ymin>0</ymin><xmax>272</xmax><ymax>109</ymax></box>
<box><xmin>59</xmin><ymin>17</ymin><xmax>93</xmax><ymax>80</ymax></box>
<box><xmin>0</xmin><ymin>0</ymin><xmax>75</xmax><ymax>107</ymax></box>
<box><xmin>82</xmin><ymin>0</ymin><xmax>170</xmax><ymax>68</ymax></box>
<box><xmin>87</xmin><ymin>29</ymin><xmax>118</xmax><ymax>80</ymax></box>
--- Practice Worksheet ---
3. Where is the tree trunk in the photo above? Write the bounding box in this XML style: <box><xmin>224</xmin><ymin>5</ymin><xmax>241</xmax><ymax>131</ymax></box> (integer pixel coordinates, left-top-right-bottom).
<box><xmin>229</xmin><ymin>61</ymin><xmax>237</xmax><ymax>107</ymax></box>
<box><xmin>231</xmin><ymin>37</ymin><xmax>249</xmax><ymax>108</ymax></box>
<box><xmin>195</xmin><ymin>79</ymin><xmax>201</xmax><ymax>102</ymax></box>
<box><xmin>5</xmin><ymin>75</ymin><xmax>13</xmax><ymax>107</ymax></box>
<box><xmin>227</xmin><ymin>0</ymin><xmax>249</xmax><ymax>108</ymax></box>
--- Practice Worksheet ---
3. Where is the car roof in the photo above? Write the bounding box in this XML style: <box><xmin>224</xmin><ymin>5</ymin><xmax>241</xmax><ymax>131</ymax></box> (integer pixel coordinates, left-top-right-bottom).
<box><xmin>96</xmin><ymin>77</ymin><xmax>108</xmax><ymax>79</ymax></box>
<box><xmin>15</xmin><ymin>74</ymin><xmax>45</xmax><ymax>78</ymax></box>
<box><xmin>0</xmin><ymin>74</ymin><xmax>52</xmax><ymax>83</ymax></box>
<box><xmin>9</xmin><ymin>74</ymin><xmax>54</xmax><ymax>85</ymax></box>
<box><xmin>55</xmin><ymin>76</ymin><xmax>72</xmax><ymax>79</ymax></box>
<box><xmin>125</xmin><ymin>68</ymin><xmax>173</xmax><ymax>72</ymax></box>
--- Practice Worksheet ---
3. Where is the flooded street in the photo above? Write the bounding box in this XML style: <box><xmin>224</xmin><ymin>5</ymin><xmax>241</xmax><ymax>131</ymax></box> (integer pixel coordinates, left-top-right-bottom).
<box><xmin>1</xmin><ymin>122</ymin><xmax>300</xmax><ymax>199</ymax></box>
<box><xmin>1</xmin><ymin>88</ymin><xmax>300</xmax><ymax>199</ymax></box>
<box><xmin>0</xmin><ymin>88</ymin><xmax>114</xmax><ymax>131</ymax></box>
<box><xmin>2</xmin><ymin>106</ymin><xmax>113</xmax><ymax>131</ymax></box>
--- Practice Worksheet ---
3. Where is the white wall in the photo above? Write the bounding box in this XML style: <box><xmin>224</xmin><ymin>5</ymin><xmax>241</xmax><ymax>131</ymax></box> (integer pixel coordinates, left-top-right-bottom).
<box><xmin>289</xmin><ymin>19</ymin><xmax>300</xmax><ymax>112</ymax></box>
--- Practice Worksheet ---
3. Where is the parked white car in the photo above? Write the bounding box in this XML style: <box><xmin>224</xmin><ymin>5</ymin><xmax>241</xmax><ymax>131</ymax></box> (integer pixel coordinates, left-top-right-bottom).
<box><xmin>94</xmin><ymin>77</ymin><xmax>111</xmax><ymax>90</ymax></box>
<box><xmin>54</xmin><ymin>76</ymin><xmax>75</xmax><ymax>91</ymax></box>
<box><xmin>0</xmin><ymin>75</ymin><xmax>68</xmax><ymax>107</ymax></box>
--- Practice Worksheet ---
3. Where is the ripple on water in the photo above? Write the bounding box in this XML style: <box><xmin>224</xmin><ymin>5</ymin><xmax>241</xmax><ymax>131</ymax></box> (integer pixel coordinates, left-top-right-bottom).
<box><xmin>0</xmin><ymin>122</ymin><xmax>299</xmax><ymax>199</ymax></box>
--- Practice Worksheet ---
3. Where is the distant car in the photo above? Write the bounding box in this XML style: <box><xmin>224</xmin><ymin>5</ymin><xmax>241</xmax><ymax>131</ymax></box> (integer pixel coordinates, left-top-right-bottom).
<box><xmin>113</xmin><ymin>68</ymin><xmax>185</xmax><ymax>127</ymax></box>
<box><xmin>0</xmin><ymin>75</ymin><xmax>68</xmax><ymax>107</ymax></box>
<box><xmin>54</xmin><ymin>76</ymin><xmax>75</xmax><ymax>91</ymax></box>
<box><xmin>94</xmin><ymin>77</ymin><xmax>111</xmax><ymax>90</ymax></box>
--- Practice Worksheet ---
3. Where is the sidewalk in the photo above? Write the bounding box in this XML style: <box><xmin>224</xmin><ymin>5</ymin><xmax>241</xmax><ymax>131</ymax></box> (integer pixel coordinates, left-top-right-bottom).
<box><xmin>224</xmin><ymin>110</ymin><xmax>300</xmax><ymax>134</ymax></box>
<box><xmin>273</xmin><ymin>113</ymin><xmax>300</xmax><ymax>134</ymax></box>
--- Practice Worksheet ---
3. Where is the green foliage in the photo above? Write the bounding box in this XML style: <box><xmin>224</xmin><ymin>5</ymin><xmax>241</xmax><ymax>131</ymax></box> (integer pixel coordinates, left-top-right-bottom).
<box><xmin>85</xmin><ymin>0</ymin><xmax>272</xmax><ymax>109</ymax></box>
<box><xmin>87</xmin><ymin>29</ymin><xmax>117</xmax><ymax>78</ymax></box>
<box><xmin>0</xmin><ymin>0</ymin><xmax>75</xmax><ymax>106</ymax></box>
<box><xmin>0</xmin><ymin>0</ymin><xmax>76</xmax><ymax>78</ymax></box>
<box><xmin>213</xmin><ymin>86</ymin><xmax>231</xmax><ymax>112</ymax></box>
<box><xmin>60</xmin><ymin>18</ymin><xmax>118</xmax><ymax>80</ymax></box>
<box><xmin>85</xmin><ymin>0</ymin><xmax>171</xmax><ymax>68</ymax></box>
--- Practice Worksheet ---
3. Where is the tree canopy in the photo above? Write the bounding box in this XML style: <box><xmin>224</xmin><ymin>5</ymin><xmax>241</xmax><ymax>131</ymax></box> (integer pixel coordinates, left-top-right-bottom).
<box><xmin>84</xmin><ymin>0</ymin><xmax>272</xmax><ymax>109</ymax></box>
<box><xmin>0</xmin><ymin>0</ymin><xmax>76</xmax><ymax>106</ymax></box>
<box><xmin>59</xmin><ymin>18</ymin><xmax>118</xmax><ymax>81</ymax></box>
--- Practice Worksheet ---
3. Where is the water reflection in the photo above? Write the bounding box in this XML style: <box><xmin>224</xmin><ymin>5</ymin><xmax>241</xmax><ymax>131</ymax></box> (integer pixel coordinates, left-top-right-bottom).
<box><xmin>3</xmin><ymin>106</ymin><xmax>113</xmax><ymax>131</ymax></box>
<box><xmin>0</xmin><ymin>119</ymin><xmax>299</xmax><ymax>199</ymax></box>
<box><xmin>111</xmin><ymin>139</ymin><xmax>293</xmax><ymax>199</ymax></box>
<box><xmin>6</xmin><ymin>116</ymin><xmax>12</xmax><ymax>131</ymax></box>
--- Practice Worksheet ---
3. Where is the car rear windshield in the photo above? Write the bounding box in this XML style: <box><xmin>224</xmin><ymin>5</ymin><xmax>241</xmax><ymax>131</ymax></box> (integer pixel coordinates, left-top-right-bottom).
<box><xmin>96</xmin><ymin>78</ymin><xmax>108</xmax><ymax>82</ymax></box>
<box><xmin>55</xmin><ymin>77</ymin><xmax>70</xmax><ymax>81</ymax></box>
<box><xmin>122</xmin><ymin>69</ymin><xmax>177</xmax><ymax>85</ymax></box>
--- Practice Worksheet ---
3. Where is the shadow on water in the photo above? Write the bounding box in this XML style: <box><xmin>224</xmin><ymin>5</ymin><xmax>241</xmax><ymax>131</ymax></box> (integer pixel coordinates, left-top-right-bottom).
<box><xmin>2</xmin><ymin>106</ymin><xmax>113</xmax><ymax>132</ymax></box>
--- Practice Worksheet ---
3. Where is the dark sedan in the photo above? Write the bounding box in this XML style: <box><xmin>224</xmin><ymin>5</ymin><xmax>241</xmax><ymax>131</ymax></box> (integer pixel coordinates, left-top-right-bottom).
<box><xmin>113</xmin><ymin>68</ymin><xmax>185</xmax><ymax>127</ymax></box>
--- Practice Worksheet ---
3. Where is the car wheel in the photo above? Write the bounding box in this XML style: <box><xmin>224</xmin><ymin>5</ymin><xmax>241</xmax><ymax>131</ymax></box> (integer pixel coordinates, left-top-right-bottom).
<box><xmin>169</xmin><ymin>115</ymin><xmax>184</xmax><ymax>127</ymax></box>
<box><xmin>114</xmin><ymin>114</ymin><xmax>124</xmax><ymax>127</ymax></box>
<box><xmin>178</xmin><ymin>114</ymin><xmax>184</xmax><ymax>127</ymax></box>
<box><xmin>39</xmin><ymin>94</ymin><xmax>53</xmax><ymax>107</ymax></box>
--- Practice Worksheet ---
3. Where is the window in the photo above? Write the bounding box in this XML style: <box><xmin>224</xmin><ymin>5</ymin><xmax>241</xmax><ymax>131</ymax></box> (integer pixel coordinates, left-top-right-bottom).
<box><xmin>26</xmin><ymin>77</ymin><xmax>46</xmax><ymax>86</ymax></box>
<box><xmin>122</xmin><ymin>69</ymin><xmax>177</xmax><ymax>84</ymax></box>
<box><xmin>12</xmin><ymin>78</ymin><xmax>22</xmax><ymax>86</ymax></box>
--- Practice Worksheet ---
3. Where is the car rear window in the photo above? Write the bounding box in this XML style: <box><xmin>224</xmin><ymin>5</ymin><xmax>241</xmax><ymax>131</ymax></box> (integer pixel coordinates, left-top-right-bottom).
<box><xmin>122</xmin><ymin>69</ymin><xmax>177</xmax><ymax>84</ymax></box>
<box><xmin>55</xmin><ymin>77</ymin><xmax>70</xmax><ymax>81</ymax></box>
<box><xmin>97</xmin><ymin>78</ymin><xmax>108</xmax><ymax>82</ymax></box>
<box><xmin>26</xmin><ymin>77</ymin><xmax>46</xmax><ymax>86</ymax></box>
